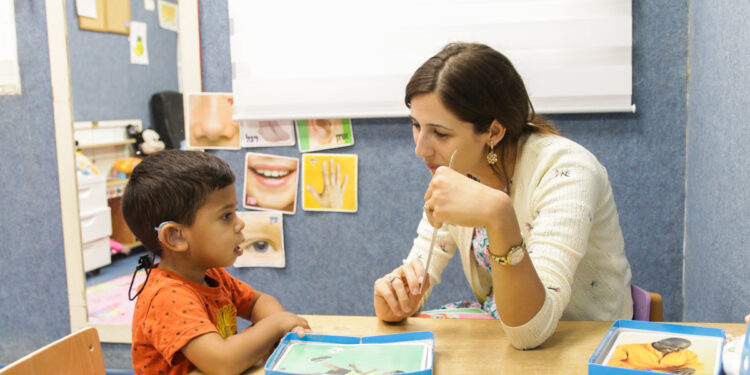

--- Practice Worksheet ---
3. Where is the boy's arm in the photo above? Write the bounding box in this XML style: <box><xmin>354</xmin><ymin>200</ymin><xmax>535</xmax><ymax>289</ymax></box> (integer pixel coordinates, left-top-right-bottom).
<box><xmin>240</xmin><ymin>291</ymin><xmax>284</xmax><ymax>321</ymax></box>
<box><xmin>181</xmin><ymin>310</ymin><xmax>309</xmax><ymax>375</ymax></box>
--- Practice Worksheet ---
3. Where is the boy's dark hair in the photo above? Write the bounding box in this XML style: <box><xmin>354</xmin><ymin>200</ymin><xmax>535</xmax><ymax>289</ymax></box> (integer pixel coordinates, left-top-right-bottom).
<box><xmin>122</xmin><ymin>150</ymin><xmax>235</xmax><ymax>256</ymax></box>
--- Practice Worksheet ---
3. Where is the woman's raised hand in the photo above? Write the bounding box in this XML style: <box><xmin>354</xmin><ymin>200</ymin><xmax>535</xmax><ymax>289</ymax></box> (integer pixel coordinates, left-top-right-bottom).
<box><xmin>423</xmin><ymin>166</ymin><xmax>509</xmax><ymax>230</ymax></box>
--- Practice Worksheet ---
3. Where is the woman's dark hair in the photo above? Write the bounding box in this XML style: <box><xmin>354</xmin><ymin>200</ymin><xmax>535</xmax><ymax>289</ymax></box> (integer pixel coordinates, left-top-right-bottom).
<box><xmin>121</xmin><ymin>150</ymin><xmax>235</xmax><ymax>256</ymax></box>
<box><xmin>405</xmin><ymin>42</ymin><xmax>559</xmax><ymax>182</ymax></box>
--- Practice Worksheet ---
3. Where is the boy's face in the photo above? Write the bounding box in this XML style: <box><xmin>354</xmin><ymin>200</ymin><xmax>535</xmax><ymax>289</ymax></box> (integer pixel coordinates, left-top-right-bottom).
<box><xmin>183</xmin><ymin>184</ymin><xmax>246</xmax><ymax>269</ymax></box>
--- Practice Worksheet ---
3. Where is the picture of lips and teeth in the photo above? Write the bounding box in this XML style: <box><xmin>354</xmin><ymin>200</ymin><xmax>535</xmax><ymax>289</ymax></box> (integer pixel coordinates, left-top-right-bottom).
<box><xmin>244</xmin><ymin>152</ymin><xmax>299</xmax><ymax>214</ymax></box>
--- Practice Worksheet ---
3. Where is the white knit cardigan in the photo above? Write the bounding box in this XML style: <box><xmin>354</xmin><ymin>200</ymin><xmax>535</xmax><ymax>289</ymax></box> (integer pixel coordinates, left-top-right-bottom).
<box><xmin>405</xmin><ymin>132</ymin><xmax>633</xmax><ymax>349</ymax></box>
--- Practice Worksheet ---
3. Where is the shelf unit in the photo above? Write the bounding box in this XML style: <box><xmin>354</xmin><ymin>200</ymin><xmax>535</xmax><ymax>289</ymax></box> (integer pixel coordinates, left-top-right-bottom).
<box><xmin>74</xmin><ymin>119</ymin><xmax>143</xmax><ymax>269</ymax></box>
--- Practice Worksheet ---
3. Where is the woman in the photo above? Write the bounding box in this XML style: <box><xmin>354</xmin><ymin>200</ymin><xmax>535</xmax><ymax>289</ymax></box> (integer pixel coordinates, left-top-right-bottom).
<box><xmin>373</xmin><ymin>42</ymin><xmax>633</xmax><ymax>349</ymax></box>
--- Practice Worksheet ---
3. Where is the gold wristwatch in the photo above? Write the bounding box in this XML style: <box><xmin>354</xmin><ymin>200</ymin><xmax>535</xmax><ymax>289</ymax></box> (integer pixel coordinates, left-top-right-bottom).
<box><xmin>488</xmin><ymin>235</ymin><xmax>526</xmax><ymax>266</ymax></box>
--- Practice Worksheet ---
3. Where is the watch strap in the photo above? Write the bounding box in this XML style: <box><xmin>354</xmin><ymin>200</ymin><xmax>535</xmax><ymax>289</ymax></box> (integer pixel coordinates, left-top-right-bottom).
<box><xmin>488</xmin><ymin>235</ymin><xmax>526</xmax><ymax>266</ymax></box>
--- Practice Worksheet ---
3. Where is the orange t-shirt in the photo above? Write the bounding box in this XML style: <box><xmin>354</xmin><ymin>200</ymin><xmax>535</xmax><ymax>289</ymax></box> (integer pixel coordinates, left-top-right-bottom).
<box><xmin>607</xmin><ymin>343</ymin><xmax>704</xmax><ymax>372</ymax></box>
<box><xmin>131</xmin><ymin>267</ymin><xmax>256</xmax><ymax>375</ymax></box>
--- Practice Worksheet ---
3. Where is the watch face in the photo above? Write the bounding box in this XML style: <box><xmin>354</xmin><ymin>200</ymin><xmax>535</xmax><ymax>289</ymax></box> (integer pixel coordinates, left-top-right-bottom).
<box><xmin>508</xmin><ymin>247</ymin><xmax>525</xmax><ymax>265</ymax></box>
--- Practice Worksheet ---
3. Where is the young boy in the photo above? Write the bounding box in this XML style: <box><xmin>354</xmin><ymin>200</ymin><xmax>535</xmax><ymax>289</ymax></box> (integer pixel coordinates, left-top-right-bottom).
<box><xmin>122</xmin><ymin>150</ymin><xmax>310</xmax><ymax>375</ymax></box>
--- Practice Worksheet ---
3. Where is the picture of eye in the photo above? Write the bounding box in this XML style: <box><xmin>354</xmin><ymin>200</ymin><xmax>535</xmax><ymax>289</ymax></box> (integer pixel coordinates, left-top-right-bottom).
<box><xmin>241</xmin><ymin>239</ymin><xmax>278</xmax><ymax>254</ymax></box>
<box><xmin>235</xmin><ymin>212</ymin><xmax>285</xmax><ymax>268</ymax></box>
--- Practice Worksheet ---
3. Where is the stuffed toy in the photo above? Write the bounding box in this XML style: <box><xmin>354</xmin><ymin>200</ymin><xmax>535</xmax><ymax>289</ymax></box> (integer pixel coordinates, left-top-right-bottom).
<box><xmin>110</xmin><ymin>157</ymin><xmax>142</xmax><ymax>180</ymax></box>
<box><xmin>75</xmin><ymin>150</ymin><xmax>100</xmax><ymax>176</ymax></box>
<box><xmin>127</xmin><ymin>124</ymin><xmax>166</xmax><ymax>156</ymax></box>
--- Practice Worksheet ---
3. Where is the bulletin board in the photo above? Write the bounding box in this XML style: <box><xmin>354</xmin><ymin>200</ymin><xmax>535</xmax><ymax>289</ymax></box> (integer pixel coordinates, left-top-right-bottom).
<box><xmin>78</xmin><ymin>0</ymin><xmax>131</xmax><ymax>35</ymax></box>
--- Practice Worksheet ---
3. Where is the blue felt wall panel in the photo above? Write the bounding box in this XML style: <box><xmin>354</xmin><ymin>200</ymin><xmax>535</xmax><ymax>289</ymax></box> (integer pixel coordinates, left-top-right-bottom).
<box><xmin>0</xmin><ymin>0</ymin><xmax>70</xmax><ymax>363</ymax></box>
<box><xmin>684</xmin><ymin>1</ymin><xmax>750</xmax><ymax>323</ymax></box>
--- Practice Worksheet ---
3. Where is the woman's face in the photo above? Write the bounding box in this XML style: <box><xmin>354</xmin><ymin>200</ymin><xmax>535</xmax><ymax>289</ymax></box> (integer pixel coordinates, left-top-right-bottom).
<box><xmin>189</xmin><ymin>94</ymin><xmax>240</xmax><ymax>148</ymax></box>
<box><xmin>245</xmin><ymin>154</ymin><xmax>298</xmax><ymax>212</ymax></box>
<box><xmin>409</xmin><ymin>92</ymin><xmax>490</xmax><ymax>176</ymax></box>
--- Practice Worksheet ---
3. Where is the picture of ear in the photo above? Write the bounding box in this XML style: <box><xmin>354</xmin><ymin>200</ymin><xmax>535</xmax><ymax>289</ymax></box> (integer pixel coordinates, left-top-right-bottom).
<box><xmin>296</xmin><ymin>118</ymin><xmax>354</xmax><ymax>152</ymax></box>
<box><xmin>234</xmin><ymin>212</ymin><xmax>285</xmax><ymax>268</ymax></box>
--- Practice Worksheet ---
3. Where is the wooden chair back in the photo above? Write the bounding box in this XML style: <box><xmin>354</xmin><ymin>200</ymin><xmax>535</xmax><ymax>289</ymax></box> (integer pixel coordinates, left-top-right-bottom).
<box><xmin>0</xmin><ymin>327</ymin><xmax>106</xmax><ymax>375</ymax></box>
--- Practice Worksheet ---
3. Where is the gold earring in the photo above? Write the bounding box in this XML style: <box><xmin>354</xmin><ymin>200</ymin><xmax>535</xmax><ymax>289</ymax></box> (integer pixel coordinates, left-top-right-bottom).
<box><xmin>487</xmin><ymin>142</ymin><xmax>498</xmax><ymax>165</ymax></box>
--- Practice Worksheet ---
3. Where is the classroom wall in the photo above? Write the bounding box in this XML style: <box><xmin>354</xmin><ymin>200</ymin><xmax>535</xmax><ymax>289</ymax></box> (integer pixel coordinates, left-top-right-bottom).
<box><xmin>683</xmin><ymin>2</ymin><xmax>750</xmax><ymax>322</ymax></box>
<box><xmin>1</xmin><ymin>0</ymin><xmax>730</xmax><ymax>370</ymax></box>
<box><xmin>0</xmin><ymin>0</ymin><xmax>71</xmax><ymax>361</ymax></box>
<box><xmin>66</xmin><ymin>0</ymin><xmax>178</xmax><ymax>129</ymax></box>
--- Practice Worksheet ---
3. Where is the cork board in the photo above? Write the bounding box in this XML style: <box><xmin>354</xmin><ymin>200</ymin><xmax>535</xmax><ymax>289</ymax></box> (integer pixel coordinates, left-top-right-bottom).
<box><xmin>78</xmin><ymin>0</ymin><xmax>131</xmax><ymax>35</ymax></box>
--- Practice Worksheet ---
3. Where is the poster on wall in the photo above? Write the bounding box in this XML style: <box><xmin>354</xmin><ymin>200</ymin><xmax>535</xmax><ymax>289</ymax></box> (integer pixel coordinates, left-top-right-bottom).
<box><xmin>296</xmin><ymin>118</ymin><xmax>354</xmax><ymax>152</ymax></box>
<box><xmin>184</xmin><ymin>92</ymin><xmax>241</xmax><ymax>150</ymax></box>
<box><xmin>301</xmin><ymin>153</ymin><xmax>357</xmax><ymax>213</ymax></box>
<box><xmin>235</xmin><ymin>212</ymin><xmax>285</xmax><ymax>268</ymax></box>
<box><xmin>128</xmin><ymin>21</ymin><xmax>149</xmax><ymax>65</ymax></box>
<box><xmin>157</xmin><ymin>0</ymin><xmax>178</xmax><ymax>31</ymax></box>
<box><xmin>75</xmin><ymin>0</ymin><xmax>97</xmax><ymax>18</ymax></box>
<box><xmin>244</xmin><ymin>152</ymin><xmax>299</xmax><ymax>215</ymax></box>
<box><xmin>240</xmin><ymin>120</ymin><xmax>296</xmax><ymax>148</ymax></box>
<box><xmin>0</xmin><ymin>0</ymin><xmax>21</xmax><ymax>95</ymax></box>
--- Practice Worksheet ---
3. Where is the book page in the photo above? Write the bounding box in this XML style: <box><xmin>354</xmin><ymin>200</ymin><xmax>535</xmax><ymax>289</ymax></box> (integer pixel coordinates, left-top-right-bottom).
<box><xmin>271</xmin><ymin>340</ymin><xmax>432</xmax><ymax>374</ymax></box>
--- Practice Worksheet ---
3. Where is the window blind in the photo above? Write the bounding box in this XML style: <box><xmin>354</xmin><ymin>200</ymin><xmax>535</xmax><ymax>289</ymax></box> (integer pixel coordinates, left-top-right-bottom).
<box><xmin>228</xmin><ymin>0</ymin><xmax>633</xmax><ymax>120</ymax></box>
<box><xmin>0</xmin><ymin>0</ymin><xmax>21</xmax><ymax>95</ymax></box>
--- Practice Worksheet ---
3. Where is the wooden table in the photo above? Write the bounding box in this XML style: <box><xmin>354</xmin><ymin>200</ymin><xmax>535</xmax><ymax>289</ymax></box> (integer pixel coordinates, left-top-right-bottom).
<box><xmin>244</xmin><ymin>315</ymin><xmax>746</xmax><ymax>374</ymax></box>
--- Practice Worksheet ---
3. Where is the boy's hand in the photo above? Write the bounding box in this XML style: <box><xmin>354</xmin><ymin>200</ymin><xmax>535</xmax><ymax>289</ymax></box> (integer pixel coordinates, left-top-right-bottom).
<box><xmin>291</xmin><ymin>325</ymin><xmax>311</xmax><ymax>337</ymax></box>
<box><xmin>267</xmin><ymin>311</ymin><xmax>311</xmax><ymax>337</ymax></box>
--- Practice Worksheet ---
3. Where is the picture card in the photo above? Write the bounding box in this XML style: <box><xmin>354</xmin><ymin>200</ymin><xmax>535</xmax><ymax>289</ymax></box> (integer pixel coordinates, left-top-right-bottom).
<box><xmin>184</xmin><ymin>92</ymin><xmax>241</xmax><ymax>150</ymax></box>
<box><xmin>265</xmin><ymin>331</ymin><xmax>434</xmax><ymax>375</ymax></box>
<box><xmin>157</xmin><ymin>0</ymin><xmax>178</xmax><ymax>31</ymax></box>
<box><xmin>128</xmin><ymin>21</ymin><xmax>149</xmax><ymax>65</ymax></box>
<box><xmin>272</xmin><ymin>341</ymin><xmax>430</xmax><ymax>374</ymax></box>
<box><xmin>234</xmin><ymin>212</ymin><xmax>285</xmax><ymax>268</ymax></box>
<box><xmin>301</xmin><ymin>153</ymin><xmax>357</xmax><ymax>213</ymax></box>
<box><xmin>240</xmin><ymin>120</ymin><xmax>296</xmax><ymax>147</ymax></box>
<box><xmin>243</xmin><ymin>152</ymin><xmax>299</xmax><ymax>215</ymax></box>
<box><xmin>295</xmin><ymin>118</ymin><xmax>354</xmax><ymax>152</ymax></box>
<box><xmin>603</xmin><ymin>329</ymin><xmax>721</xmax><ymax>374</ymax></box>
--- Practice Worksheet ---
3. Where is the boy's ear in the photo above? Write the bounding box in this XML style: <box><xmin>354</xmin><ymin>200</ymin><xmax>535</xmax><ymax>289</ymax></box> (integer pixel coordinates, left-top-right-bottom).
<box><xmin>157</xmin><ymin>222</ymin><xmax>188</xmax><ymax>252</ymax></box>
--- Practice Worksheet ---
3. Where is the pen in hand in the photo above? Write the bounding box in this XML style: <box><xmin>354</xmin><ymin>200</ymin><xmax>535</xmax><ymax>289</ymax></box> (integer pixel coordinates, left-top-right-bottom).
<box><xmin>419</xmin><ymin>150</ymin><xmax>457</xmax><ymax>294</ymax></box>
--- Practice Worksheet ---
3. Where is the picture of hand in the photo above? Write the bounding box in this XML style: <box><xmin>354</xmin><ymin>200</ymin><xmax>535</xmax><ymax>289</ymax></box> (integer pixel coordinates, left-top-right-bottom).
<box><xmin>302</xmin><ymin>154</ymin><xmax>357</xmax><ymax>212</ymax></box>
<box><xmin>306</xmin><ymin>158</ymin><xmax>348</xmax><ymax>210</ymax></box>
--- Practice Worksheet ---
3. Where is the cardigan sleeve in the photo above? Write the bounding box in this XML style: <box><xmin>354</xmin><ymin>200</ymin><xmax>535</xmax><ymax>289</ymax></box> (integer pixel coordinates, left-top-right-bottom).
<box><xmin>500</xmin><ymin>147</ymin><xmax>606</xmax><ymax>349</ymax></box>
<box><xmin>403</xmin><ymin>213</ymin><xmax>459</xmax><ymax>312</ymax></box>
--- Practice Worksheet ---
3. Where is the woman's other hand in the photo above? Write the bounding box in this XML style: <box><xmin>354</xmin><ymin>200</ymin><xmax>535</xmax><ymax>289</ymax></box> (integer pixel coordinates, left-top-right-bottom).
<box><xmin>373</xmin><ymin>259</ymin><xmax>431</xmax><ymax>322</ymax></box>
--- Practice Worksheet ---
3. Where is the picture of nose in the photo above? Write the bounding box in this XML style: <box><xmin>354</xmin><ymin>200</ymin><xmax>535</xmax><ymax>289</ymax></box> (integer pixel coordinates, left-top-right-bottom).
<box><xmin>187</xmin><ymin>93</ymin><xmax>240</xmax><ymax>149</ymax></box>
<box><xmin>192</xmin><ymin>116</ymin><xmax>237</xmax><ymax>142</ymax></box>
